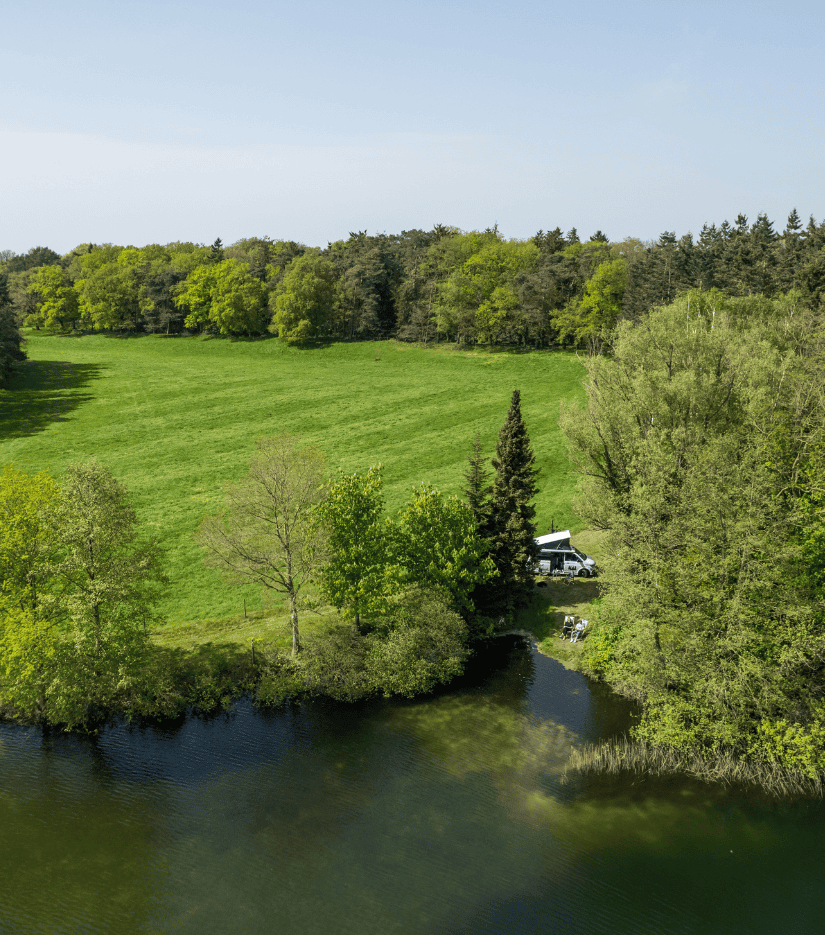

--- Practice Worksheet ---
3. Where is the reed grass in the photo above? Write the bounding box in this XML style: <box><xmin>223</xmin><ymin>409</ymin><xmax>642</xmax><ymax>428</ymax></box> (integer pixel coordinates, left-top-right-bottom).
<box><xmin>566</xmin><ymin>736</ymin><xmax>824</xmax><ymax>798</ymax></box>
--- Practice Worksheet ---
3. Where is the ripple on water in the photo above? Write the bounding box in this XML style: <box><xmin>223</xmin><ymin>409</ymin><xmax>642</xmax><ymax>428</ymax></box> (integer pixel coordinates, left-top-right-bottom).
<box><xmin>1</xmin><ymin>637</ymin><xmax>824</xmax><ymax>935</ymax></box>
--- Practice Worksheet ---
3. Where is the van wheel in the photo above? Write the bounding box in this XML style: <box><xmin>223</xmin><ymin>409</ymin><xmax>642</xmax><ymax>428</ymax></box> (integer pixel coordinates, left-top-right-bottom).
<box><xmin>578</xmin><ymin>569</ymin><xmax>589</xmax><ymax>578</ymax></box>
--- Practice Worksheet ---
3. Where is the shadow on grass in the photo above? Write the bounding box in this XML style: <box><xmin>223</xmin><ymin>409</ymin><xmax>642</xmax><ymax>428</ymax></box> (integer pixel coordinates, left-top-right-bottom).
<box><xmin>0</xmin><ymin>359</ymin><xmax>105</xmax><ymax>440</ymax></box>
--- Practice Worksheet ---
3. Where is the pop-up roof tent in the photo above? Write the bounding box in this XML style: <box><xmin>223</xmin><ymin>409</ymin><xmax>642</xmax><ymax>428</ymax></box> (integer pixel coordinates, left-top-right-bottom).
<box><xmin>534</xmin><ymin>530</ymin><xmax>571</xmax><ymax>549</ymax></box>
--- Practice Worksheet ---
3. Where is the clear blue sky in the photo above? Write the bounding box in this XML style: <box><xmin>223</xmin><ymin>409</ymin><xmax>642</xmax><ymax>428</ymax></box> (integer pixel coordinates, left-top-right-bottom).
<box><xmin>2</xmin><ymin>0</ymin><xmax>822</xmax><ymax>253</ymax></box>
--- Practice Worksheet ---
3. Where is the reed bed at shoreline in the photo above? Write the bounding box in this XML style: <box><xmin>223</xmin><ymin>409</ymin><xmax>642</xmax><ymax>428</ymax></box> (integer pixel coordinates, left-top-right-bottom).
<box><xmin>565</xmin><ymin>737</ymin><xmax>825</xmax><ymax>798</ymax></box>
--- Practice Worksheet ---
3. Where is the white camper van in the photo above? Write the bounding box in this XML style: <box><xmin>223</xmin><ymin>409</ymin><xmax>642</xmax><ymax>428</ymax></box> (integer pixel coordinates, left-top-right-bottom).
<box><xmin>531</xmin><ymin>530</ymin><xmax>597</xmax><ymax>578</ymax></box>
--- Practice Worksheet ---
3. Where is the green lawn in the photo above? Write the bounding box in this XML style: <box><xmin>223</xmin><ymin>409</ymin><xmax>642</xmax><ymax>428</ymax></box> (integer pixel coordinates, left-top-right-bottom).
<box><xmin>1</xmin><ymin>333</ymin><xmax>586</xmax><ymax>632</ymax></box>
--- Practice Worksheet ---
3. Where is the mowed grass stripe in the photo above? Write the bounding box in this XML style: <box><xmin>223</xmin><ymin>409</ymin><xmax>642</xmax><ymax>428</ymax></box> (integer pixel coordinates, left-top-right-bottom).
<box><xmin>1</xmin><ymin>334</ymin><xmax>586</xmax><ymax>626</ymax></box>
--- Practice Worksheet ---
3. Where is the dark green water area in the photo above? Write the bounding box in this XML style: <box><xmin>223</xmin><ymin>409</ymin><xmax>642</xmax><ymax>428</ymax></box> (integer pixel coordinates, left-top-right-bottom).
<box><xmin>1</xmin><ymin>636</ymin><xmax>824</xmax><ymax>934</ymax></box>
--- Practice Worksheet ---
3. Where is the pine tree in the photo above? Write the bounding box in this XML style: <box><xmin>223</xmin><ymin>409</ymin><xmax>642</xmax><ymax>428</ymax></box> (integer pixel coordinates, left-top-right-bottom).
<box><xmin>778</xmin><ymin>208</ymin><xmax>805</xmax><ymax>291</ymax></box>
<box><xmin>785</xmin><ymin>208</ymin><xmax>803</xmax><ymax>238</ymax></box>
<box><xmin>461</xmin><ymin>434</ymin><xmax>492</xmax><ymax>533</ymax></box>
<box><xmin>478</xmin><ymin>390</ymin><xmax>539</xmax><ymax>616</ymax></box>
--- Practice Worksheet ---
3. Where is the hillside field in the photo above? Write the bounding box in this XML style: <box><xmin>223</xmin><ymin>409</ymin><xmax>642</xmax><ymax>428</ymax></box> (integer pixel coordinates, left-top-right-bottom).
<box><xmin>1</xmin><ymin>333</ymin><xmax>586</xmax><ymax>636</ymax></box>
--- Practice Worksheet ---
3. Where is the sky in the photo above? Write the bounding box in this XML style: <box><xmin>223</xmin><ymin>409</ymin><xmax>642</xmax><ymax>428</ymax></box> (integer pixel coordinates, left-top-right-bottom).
<box><xmin>2</xmin><ymin>0</ymin><xmax>823</xmax><ymax>254</ymax></box>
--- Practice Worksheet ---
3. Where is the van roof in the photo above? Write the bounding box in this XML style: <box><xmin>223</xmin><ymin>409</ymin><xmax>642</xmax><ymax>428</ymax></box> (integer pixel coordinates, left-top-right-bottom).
<box><xmin>534</xmin><ymin>530</ymin><xmax>571</xmax><ymax>546</ymax></box>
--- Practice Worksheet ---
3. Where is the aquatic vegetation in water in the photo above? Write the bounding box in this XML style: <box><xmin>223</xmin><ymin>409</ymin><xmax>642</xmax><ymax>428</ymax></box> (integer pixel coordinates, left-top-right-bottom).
<box><xmin>567</xmin><ymin>737</ymin><xmax>825</xmax><ymax>798</ymax></box>
<box><xmin>388</xmin><ymin>692</ymin><xmax>575</xmax><ymax>778</ymax></box>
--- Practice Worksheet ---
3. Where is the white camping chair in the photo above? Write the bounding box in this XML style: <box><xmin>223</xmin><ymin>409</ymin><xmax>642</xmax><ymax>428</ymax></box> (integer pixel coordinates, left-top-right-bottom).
<box><xmin>561</xmin><ymin>615</ymin><xmax>575</xmax><ymax>640</ymax></box>
<box><xmin>570</xmin><ymin>619</ymin><xmax>588</xmax><ymax>643</ymax></box>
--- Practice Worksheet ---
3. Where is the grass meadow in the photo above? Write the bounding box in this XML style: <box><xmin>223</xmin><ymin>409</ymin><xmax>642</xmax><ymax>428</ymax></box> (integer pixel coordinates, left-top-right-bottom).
<box><xmin>1</xmin><ymin>333</ymin><xmax>587</xmax><ymax>647</ymax></box>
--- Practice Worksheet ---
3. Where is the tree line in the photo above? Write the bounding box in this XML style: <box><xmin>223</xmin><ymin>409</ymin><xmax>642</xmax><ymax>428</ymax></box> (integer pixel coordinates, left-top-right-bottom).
<box><xmin>0</xmin><ymin>392</ymin><xmax>540</xmax><ymax>727</ymax></box>
<box><xmin>2</xmin><ymin>210</ymin><xmax>824</xmax><ymax>372</ymax></box>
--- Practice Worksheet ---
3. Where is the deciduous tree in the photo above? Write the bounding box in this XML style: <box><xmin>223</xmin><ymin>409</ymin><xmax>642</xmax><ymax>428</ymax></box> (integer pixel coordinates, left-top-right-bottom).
<box><xmin>26</xmin><ymin>265</ymin><xmax>81</xmax><ymax>331</ymax></box>
<box><xmin>314</xmin><ymin>466</ymin><xmax>390</xmax><ymax>628</ymax></box>
<box><xmin>562</xmin><ymin>293</ymin><xmax>825</xmax><ymax>763</ymax></box>
<box><xmin>197</xmin><ymin>434</ymin><xmax>327</xmax><ymax>655</ymax></box>
<box><xmin>0</xmin><ymin>465</ymin><xmax>59</xmax><ymax>720</ymax></box>
<box><xmin>42</xmin><ymin>460</ymin><xmax>167</xmax><ymax>725</ymax></box>
<box><xmin>175</xmin><ymin>259</ymin><xmax>269</xmax><ymax>335</ymax></box>
<box><xmin>392</xmin><ymin>484</ymin><xmax>496</xmax><ymax>614</ymax></box>
<box><xmin>1</xmin><ymin>461</ymin><xmax>166</xmax><ymax>727</ymax></box>
<box><xmin>269</xmin><ymin>253</ymin><xmax>338</xmax><ymax>343</ymax></box>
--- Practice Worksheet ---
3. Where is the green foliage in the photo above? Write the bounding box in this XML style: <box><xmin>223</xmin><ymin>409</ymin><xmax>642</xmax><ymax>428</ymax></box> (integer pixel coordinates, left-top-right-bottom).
<box><xmin>392</xmin><ymin>484</ymin><xmax>496</xmax><ymax>614</ymax></box>
<box><xmin>7</xmin><ymin>214</ymin><xmax>825</xmax><ymax>345</ymax></box>
<box><xmin>365</xmin><ymin>586</ymin><xmax>469</xmax><ymax>697</ymax></box>
<box><xmin>552</xmin><ymin>257</ymin><xmax>627</xmax><ymax>347</ymax></box>
<box><xmin>478</xmin><ymin>389</ymin><xmax>539</xmax><ymax>615</ymax></box>
<box><xmin>175</xmin><ymin>258</ymin><xmax>269</xmax><ymax>334</ymax></box>
<box><xmin>315</xmin><ymin>466</ymin><xmax>391</xmax><ymax>627</ymax></box>
<box><xmin>269</xmin><ymin>253</ymin><xmax>338</xmax><ymax>343</ymax></box>
<box><xmin>1</xmin><ymin>245</ymin><xmax>61</xmax><ymax>274</ymax></box>
<box><xmin>255</xmin><ymin>587</ymin><xmax>470</xmax><ymax>704</ymax></box>
<box><xmin>26</xmin><ymin>265</ymin><xmax>81</xmax><ymax>331</ymax></box>
<box><xmin>562</xmin><ymin>291</ymin><xmax>825</xmax><ymax>760</ymax></box>
<box><xmin>297</xmin><ymin>625</ymin><xmax>372</xmax><ymax>702</ymax></box>
<box><xmin>0</xmin><ymin>461</ymin><xmax>167</xmax><ymax>728</ymax></box>
<box><xmin>461</xmin><ymin>434</ymin><xmax>492</xmax><ymax>531</ymax></box>
<box><xmin>0</xmin><ymin>465</ymin><xmax>60</xmax><ymax>718</ymax></box>
<box><xmin>0</xmin><ymin>463</ymin><xmax>58</xmax><ymax>608</ymax></box>
<box><xmin>40</xmin><ymin>460</ymin><xmax>167</xmax><ymax>726</ymax></box>
<box><xmin>579</xmin><ymin>618</ymin><xmax>620</xmax><ymax>676</ymax></box>
<box><xmin>75</xmin><ymin>250</ymin><xmax>141</xmax><ymax>330</ymax></box>
<box><xmin>256</xmin><ymin>650</ymin><xmax>306</xmax><ymax>705</ymax></box>
<box><xmin>798</xmin><ymin>444</ymin><xmax>825</xmax><ymax>593</ymax></box>
<box><xmin>748</xmin><ymin>707</ymin><xmax>825</xmax><ymax>778</ymax></box>
<box><xmin>434</xmin><ymin>237</ymin><xmax>538</xmax><ymax>342</ymax></box>
<box><xmin>0</xmin><ymin>274</ymin><xmax>25</xmax><ymax>385</ymax></box>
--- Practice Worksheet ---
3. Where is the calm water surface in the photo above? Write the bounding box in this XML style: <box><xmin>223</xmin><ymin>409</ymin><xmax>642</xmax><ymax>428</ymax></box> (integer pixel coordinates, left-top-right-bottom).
<box><xmin>1</xmin><ymin>636</ymin><xmax>823</xmax><ymax>935</ymax></box>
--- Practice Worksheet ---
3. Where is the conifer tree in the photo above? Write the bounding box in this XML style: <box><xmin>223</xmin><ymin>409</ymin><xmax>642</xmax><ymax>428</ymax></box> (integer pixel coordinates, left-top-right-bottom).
<box><xmin>461</xmin><ymin>434</ymin><xmax>492</xmax><ymax>533</ymax></box>
<box><xmin>0</xmin><ymin>273</ymin><xmax>25</xmax><ymax>385</ymax></box>
<box><xmin>478</xmin><ymin>390</ymin><xmax>539</xmax><ymax>616</ymax></box>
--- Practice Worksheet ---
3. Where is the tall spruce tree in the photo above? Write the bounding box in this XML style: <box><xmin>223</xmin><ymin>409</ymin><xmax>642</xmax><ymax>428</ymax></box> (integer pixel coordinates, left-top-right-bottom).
<box><xmin>478</xmin><ymin>390</ymin><xmax>539</xmax><ymax>616</ymax></box>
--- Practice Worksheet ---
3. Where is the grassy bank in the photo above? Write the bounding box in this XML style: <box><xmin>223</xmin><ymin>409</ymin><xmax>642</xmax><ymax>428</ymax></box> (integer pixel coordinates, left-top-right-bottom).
<box><xmin>520</xmin><ymin>528</ymin><xmax>607</xmax><ymax>669</ymax></box>
<box><xmin>1</xmin><ymin>333</ymin><xmax>585</xmax><ymax>629</ymax></box>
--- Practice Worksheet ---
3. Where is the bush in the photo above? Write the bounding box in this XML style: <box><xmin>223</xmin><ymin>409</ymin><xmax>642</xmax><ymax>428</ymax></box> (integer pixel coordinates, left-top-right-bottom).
<box><xmin>366</xmin><ymin>586</ymin><xmax>470</xmax><ymax>698</ymax></box>
<box><xmin>748</xmin><ymin>710</ymin><xmax>825</xmax><ymax>779</ymax></box>
<box><xmin>580</xmin><ymin>614</ymin><xmax>621</xmax><ymax>676</ymax></box>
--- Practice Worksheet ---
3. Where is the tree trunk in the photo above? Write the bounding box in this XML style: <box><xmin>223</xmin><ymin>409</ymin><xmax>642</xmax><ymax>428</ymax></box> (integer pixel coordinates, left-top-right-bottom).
<box><xmin>288</xmin><ymin>588</ymin><xmax>300</xmax><ymax>656</ymax></box>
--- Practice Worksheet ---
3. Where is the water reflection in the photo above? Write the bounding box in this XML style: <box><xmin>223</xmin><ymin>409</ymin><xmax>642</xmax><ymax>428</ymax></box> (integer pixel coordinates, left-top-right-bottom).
<box><xmin>1</xmin><ymin>635</ymin><xmax>824</xmax><ymax>935</ymax></box>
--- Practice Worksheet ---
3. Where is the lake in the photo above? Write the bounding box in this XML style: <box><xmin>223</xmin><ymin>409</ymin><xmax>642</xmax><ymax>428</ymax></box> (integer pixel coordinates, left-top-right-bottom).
<box><xmin>1</xmin><ymin>636</ymin><xmax>823</xmax><ymax>934</ymax></box>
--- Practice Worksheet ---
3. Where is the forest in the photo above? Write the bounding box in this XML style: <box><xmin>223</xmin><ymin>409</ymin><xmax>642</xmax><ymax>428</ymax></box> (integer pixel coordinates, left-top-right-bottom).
<box><xmin>2</xmin><ymin>210</ymin><xmax>825</xmax><ymax>373</ymax></box>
